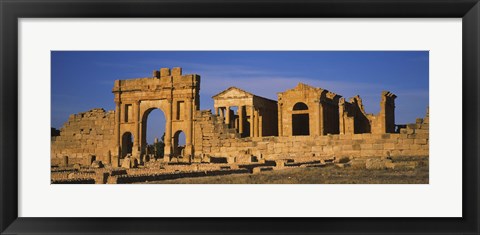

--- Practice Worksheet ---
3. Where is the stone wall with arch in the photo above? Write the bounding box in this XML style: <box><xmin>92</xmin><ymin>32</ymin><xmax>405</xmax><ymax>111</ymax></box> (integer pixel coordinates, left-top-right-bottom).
<box><xmin>112</xmin><ymin>67</ymin><xmax>200</xmax><ymax>163</ymax></box>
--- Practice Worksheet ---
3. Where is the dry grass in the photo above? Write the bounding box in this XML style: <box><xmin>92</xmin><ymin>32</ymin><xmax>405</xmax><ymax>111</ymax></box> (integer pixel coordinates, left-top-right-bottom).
<box><xmin>141</xmin><ymin>158</ymin><xmax>429</xmax><ymax>184</ymax></box>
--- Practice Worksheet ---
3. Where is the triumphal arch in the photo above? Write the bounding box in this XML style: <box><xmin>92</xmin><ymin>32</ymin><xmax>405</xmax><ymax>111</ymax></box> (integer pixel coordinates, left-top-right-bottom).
<box><xmin>112</xmin><ymin>67</ymin><xmax>200</xmax><ymax>161</ymax></box>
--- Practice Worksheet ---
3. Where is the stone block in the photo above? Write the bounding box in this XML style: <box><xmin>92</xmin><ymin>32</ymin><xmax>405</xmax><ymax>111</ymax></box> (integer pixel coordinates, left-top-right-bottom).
<box><xmin>160</xmin><ymin>68</ymin><xmax>171</xmax><ymax>77</ymax></box>
<box><xmin>112</xmin><ymin>155</ymin><xmax>119</xmax><ymax>167</ymax></box>
<box><xmin>414</xmin><ymin>139</ymin><xmax>428</xmax><ymax>145</ymax></box>
<box><xmin>107</xmin><ymin>176</ymin><xmax>118</xmax><ymax>184</ymax></box>
<box><xmin>227</xmin><ymin>156</ymin><xmax>236</xmax><ymax>164</ymax></box>
<box><xmin>335</xmin><ymin>163</ymin><xmax>350</xmax><ymax>168</ymax></box>
<box><xmin>172</xmin><ymin>67</ymin><xmax>182</xmax><ymax>76</ymax></box>
<box><xmin>275</xmin><ymin>159</ymin><xmax>287</xmax><ymax>168</ymax></box>
<box><xmin>350</xmin><ymin>159</ymin><xmax>366</xmax><ymax>169</ymax></box>
<box><xmin>384</xmin><ymin>143</ymin><xmax>395</xmax><ymax>150</ymax></box>
<box><xmin>360</xmin><ymin>144</ymin><xmax>373</xmax><ymax>150</ymax></box>
<box><xmin>121</xmin><ymin>158</ymin><xmax>131</xmax><ymax>168</ymax></box>
<box><xmin>84</xmin><ymin>155</ymin><xmax>96</xmax><ymax>166</ymax></box>
<box><xmin>91</xmin><ymin>160</ymin><xmax>104</xmax><ymax>168</ymax></box>
<box><xmin>95</xmin><ymin>172</ymin><xmax>109</xmax><ymax>184</ymax></box>
<box><xmin>365</xmin><ymin>158</ymin><xmax>392</xmax><ymax>170</ymax></box>
<box><xmin>252</xmin><ymin>166</ymin><xmax>273</xmax><ymax>174</ymax></box>
<box><xmin>67</xmin><ymin>173</ymin><xmax>76</xmax><ymax>179</ymax></box>
<box><xmin>237</xmin><ymin>155</ymin><xmax>256</xmax><ymax>163</ymax></box>
<box><xmin>61</xmin><ymin>156</ymin><xmax>69</xmax><ymax>167</ymax></box>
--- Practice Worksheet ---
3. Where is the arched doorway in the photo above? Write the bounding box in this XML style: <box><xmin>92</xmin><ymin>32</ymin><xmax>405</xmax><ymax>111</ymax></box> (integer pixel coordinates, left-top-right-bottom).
<box><xmin>292</xmin><ymin>102</ymin><xmax>310</xmax><ymax>136</ymax></box>
<box><xmin>142</xmin><ymin>108</ymin><xmax>166</xmax><ymax>158</ymax></box>
<box><xmin>173</xmin><ymin>131</ymin><xmax>186</xmax><ymax>156</ymax></box>
<box><xmin>121</xmin><ymin>132</ymin><xmax>133</xmax><ymax>158</ymax></box>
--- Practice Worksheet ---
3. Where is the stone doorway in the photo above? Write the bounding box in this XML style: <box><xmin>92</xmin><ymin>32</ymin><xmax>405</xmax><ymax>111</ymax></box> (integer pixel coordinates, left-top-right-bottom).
<box><xmin>292</xmin><ymin>102</ymin><xmax>310</xmax><ymax>136</ymax></box>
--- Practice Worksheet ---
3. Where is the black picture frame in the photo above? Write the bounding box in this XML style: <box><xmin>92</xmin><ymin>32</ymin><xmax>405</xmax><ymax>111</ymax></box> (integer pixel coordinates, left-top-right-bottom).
<box><xmin>1</xmin><ymin>0</ymin><xmax>479</xmax><ymax>234</ymax></box>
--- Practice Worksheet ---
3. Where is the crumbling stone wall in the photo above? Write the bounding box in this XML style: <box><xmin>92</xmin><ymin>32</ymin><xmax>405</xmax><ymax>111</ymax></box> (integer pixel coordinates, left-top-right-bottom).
<box><xmin>51</xmin><ymin>108</ymin><xmax>116</xmax><ymax>164</ymax></box>
<box><xmin>339</xmin><ymin>96</ymin><xmax>371</xmax><ymax>134</ymax></box>
<box><xmin>195</xmin><ymin>110</ymin><xmax>429</xmax><ymax>163</ymax></box>
<box><xmin>193</xmin><ymin>110</ymin><xmax>240</xmax><ymax>157</ymax></box>
<box><xmin>369</xmin><ymin>91</ymin><xmax>397</xmax><ymax>134</ymax></box>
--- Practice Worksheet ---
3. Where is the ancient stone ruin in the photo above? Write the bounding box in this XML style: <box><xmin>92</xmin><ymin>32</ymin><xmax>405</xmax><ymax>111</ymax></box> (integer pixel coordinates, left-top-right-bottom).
<box><xmin>51</xmin><ymin>67</ymin><xmax>429</xmax><ymax>183</ymax></box>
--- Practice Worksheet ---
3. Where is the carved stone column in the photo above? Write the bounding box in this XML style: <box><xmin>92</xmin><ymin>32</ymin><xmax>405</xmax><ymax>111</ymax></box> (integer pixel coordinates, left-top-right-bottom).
<box><xmin>278</xmin><ymin>103</ymin><xmax>283</xmax><ymax>137</ymax></box>
<box><xmin>185</xmin><ymin>98</ymin><xmax>193</xmax><ymax>156</ymax></box>
<box><xmin>259</xmin><ymin>112</ymin><xmax>263</xmax><ymax>137</ymax></box>
<box><xmin>133</xmin><ymin>101</ymin><xmax>141</xmax><ymax>158</ymax></box>
<box><xmin>114</xmin><ymin>101</ymin><xmax>121</xmax><ymax>166</ymax></box>
<box><xmin>254</xmin><ymin>109</ymin><xmax>259</xmax><ymax>137</ymax></box>
<box><xmin>250</xmin><ymin>105</ymin><xmax>254</xmax><ymax>137</ymax></box>
<box><xmin>319</xmin><ymin>101</ymin><xmax>324</xmax><ymax>136</ymax></box>
<box><xmin>239</xmin><ymin>105</ymin><xmax>244</xmax><ymax>135</ymax></box>
<box><xmin>219</xmin><ymin>107</ymin><xmax>224</xmax><ymax>122</ymax></box>
<box><xmin>317</xmin><ymin>100</ymin><xmax>322</xmax><ymax>136</ymax></box>
<box><xmin>164</xmin><ymin>99</ymin><xmax>172</xmax><ymax>161</ymax></box>
<box><xmin>225</xmin><ymin>106</ymin><xmax>231</xmax><ymax>128</ymax></box>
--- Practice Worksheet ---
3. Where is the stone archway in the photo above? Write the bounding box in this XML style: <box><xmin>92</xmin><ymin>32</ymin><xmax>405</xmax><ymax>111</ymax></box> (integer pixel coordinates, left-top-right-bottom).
<box><xmin>141</xmin><ymin>108</ymin><xmax>166</xmax><ymax>158</ymax></box>
<box><xmin>112</xmin><ymin>67</ymin><xmax>200</xmax><ymax>161</ymax></box>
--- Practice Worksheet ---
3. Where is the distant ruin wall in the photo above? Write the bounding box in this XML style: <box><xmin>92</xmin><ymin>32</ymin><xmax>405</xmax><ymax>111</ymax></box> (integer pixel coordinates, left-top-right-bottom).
<box><xmin>195</xmin><ymin>110</ymin><xmax>429</xmax><ymax>162</ymax></box>
<box><xmin>51</xmin><ymin>108</ymin><xmax>116</xmax><ymax>165</ymax></box>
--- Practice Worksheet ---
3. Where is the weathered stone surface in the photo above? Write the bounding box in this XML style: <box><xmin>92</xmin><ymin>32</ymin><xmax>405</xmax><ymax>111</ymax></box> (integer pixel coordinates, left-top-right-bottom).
<box><xmin>121</xmin><ymin>158</ymin><xmax>137</xmax><ymax>169</ymax></box>
<box><xmin>365</xmin><ymin>158</ymin><xmax>393</xmax><ymax>170</ymax></box>
<box><xmin>252</xmin><ymin>166</ymin><xmax>273</xmax><ymax>174</ymax></box>
<box><xmin>91</xmin><ymin>160</ymin><xmax>104</xmax><ymax>168</ymax></box>
<box><xmin>61</xmin><ymin>156</ymin><xmax>69</xmax><ymax>167</ymax></box>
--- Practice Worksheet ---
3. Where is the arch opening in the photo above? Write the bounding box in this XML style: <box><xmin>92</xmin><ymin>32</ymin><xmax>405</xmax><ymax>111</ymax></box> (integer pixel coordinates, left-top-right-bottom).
<box><xmin>173</xmin><ymin>131</ymin><xmax>186</xmax><ymax>157</ymax></box>
<box><xmin>293</xmin><ymin>102</ymin><xmax>308</xmax><ymax>110</ymax></box>
<box><xmin>121</xmin><ymin>132</ymin><xmax>133</xmax><ymax>158</ymax></box>
<box><xmin>142</xmin><ymin>108</ymin><xmax>166</xmax><ymax>158</ymax></box>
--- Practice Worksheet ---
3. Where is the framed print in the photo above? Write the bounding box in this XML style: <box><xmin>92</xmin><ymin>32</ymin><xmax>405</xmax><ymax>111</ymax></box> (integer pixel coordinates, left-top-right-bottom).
<box><xmin>1</xmin><ymin>0</ymin><xmax>479</xmax><ymax>234</ymax></box>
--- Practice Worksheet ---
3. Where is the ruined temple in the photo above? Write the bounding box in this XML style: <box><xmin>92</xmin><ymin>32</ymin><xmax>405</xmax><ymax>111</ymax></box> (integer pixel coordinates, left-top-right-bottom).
<box><xmin>51</xmin><ymin>67</ymin><xmax>429</xmax><ymax>168</ymax></box>
<box><xmin>212</xmin><ymin>87</ymin><xmax>278</xmax><ymax>138</ymax></box>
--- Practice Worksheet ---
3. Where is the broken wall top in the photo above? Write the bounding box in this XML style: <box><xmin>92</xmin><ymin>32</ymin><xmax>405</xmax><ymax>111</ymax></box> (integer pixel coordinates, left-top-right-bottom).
<box><xmin>112</xmin><ymin>67</ymin><xmax>200</xmax><ymax>93</ymax></box>
<box><xmin>277</xmin><ymin>82</ymin><xmax>341</xmax><ymax>103</ymax></box>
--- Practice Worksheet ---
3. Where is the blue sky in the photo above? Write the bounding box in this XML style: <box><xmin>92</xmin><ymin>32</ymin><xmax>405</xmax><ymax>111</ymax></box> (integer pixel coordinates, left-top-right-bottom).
<box><xmin>51</xmin><ymin>51</ymin><xmax>429</xmax><ymax>144</ymax></box>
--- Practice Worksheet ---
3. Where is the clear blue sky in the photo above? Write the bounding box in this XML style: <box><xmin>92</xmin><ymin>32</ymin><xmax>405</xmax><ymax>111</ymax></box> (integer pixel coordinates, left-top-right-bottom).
<box><xmin>52</xmin><ymin>51</ymin><xmax>429</xmax><ymax>144</ymax></box>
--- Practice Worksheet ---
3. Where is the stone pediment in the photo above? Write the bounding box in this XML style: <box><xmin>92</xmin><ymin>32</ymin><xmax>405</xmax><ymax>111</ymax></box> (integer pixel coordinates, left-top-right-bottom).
<box><xmin>212</xmin><ymin>87</ymin><xmax>254</xmax><ymax>99</ymax></box>
<box><xmin>279</xmin><ymin>82</ymin><xmax>323</xmax><ymax>95</ymax></box>
<box><xmin>294</xmin><ymin>82</ymin><xmax>322</xmax><ymax>92</ymax></box>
